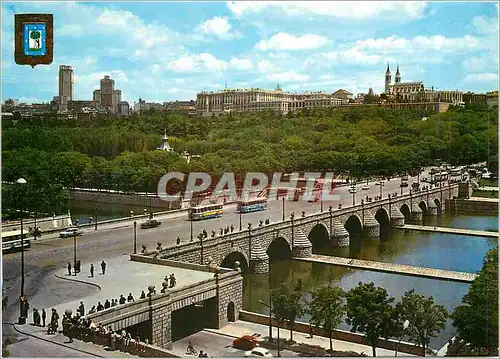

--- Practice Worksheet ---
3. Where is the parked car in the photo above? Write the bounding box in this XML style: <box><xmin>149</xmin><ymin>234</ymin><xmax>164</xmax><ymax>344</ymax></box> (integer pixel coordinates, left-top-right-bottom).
<box><xmin>59</xmin><ymin>228</ymin><xmax>83</xmax><ymax>238</ymax></box>
<box><xmin>361</xmin><ymin>185</ymin><xmax>369</xmax><ymax>190</ymax></box>
<box><xmin>233</xmin><ymin>335</ymin><xmax>259</xmax><ymax>350</ymax></box>
<box><xmin>348</xmin><ymin>187</ymin><xmax>357</xmax><ymax>193</ymax></box>
<box><xmin>400</xmin><ymin>182</ymin><xmax>408</xmax><ymax>187</ymax></box>
<box><xmin>245</xmin><ymin>348</ymin><xmax>273</xmax><ymax>358</ymax></box>
<box><xmin>140</xmin><ymin>219</ymin><xmax>161</xmax><ymax>229</ymax></box>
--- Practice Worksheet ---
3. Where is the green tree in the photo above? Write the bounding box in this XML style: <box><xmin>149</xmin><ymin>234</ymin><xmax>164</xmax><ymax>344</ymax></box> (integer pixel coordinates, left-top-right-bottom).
<box><xmin>271</xmin><ymin>280</ymin><xmax>304</xmax><ymax>342</ymax></box>
<box><xmin>307</xmin><ymin>285</ymin><xmax>345</xmax><ymax>351</ymax></box>
<box><xmin>345</xmin><ymin>282</ymin><xmax>395</xmax><ymax>357</ymax></box>
<box><xmin>394</xmin><ymin>290</ymin><xmax>448</xmax><ymax>356</ymax></box>
<box><xmin>451</xmin><ymin>248</ymin><xmax>498</xmax><ymax>356</ymax></box>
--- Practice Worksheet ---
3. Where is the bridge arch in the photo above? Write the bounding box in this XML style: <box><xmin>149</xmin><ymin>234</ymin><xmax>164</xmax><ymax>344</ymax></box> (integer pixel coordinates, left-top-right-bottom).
<box><xmin>374</xmin><ymin>208</ymin><xmax>391</xmax><ymax>231</ymax></box>
<box><xmin>267</xmin><ymin>237</ymin><xmax>292</xmax><ymax>260</ymax></box>
<box><xmin>434</xmin><ymin>198</ymin><xmax>442</xmax><ymax>214</ymax></box>
<box><xmin>308</xmin><ymin>222</ymin><xmax>330</xmax><ymax>249</ymax></box>
<box><xmin>418</xmin><ymin>201</ymin><xmax>428</xmax><ymax>214</ymax></box>
<box><xmin>344</xmin><ymin>214</ymin><xmax>363</xmax><ymax>237</ymax></box>
<box><xmin>400</xmin><ymin>204</ymin><xmax>411</xmax><ymax>220</ymax></box>
<box><xmin>220</xmin><ymin>250</ymin><xmax>249</xmax><ymax>273</ymax></box>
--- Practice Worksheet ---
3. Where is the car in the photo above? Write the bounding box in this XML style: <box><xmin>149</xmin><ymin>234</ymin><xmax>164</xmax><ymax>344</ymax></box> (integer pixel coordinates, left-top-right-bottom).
<box><xmin>233</xmin><ymin>335</ymin><xmax>259</xmax><ymax>350</ymax></box>
<box><xmin>375</xmin><ymin>181</ymin><xmax>381</xmax><ymax>185</ymax></box>
<box><xmin>348</xmin><ymin>187</ymin><xmax>357</xmax><ymax>193</ymax></box>
<box><xmin>140</xmin><ymin>219</ymin><xmax>161</xmax><ymax>229</ymax></box>
<box><xmin>245</xmin><ymin>348</ymin><xmax>273</xmax><ymax>358</ymax></box>
<box><xmin>400</xmin><ymin>182</ymin><xmax>408</xmax><ymax>187</ymax></box>
<box><xmin>421</xmin><ymin>177</ymin><xmax>428</xmax><ymax>182</ymax></box>
<box><xmin>59</xmin><ymin>228</ymin><xmax>83</xmax><ymax>238</ymax></box>
<box><xmin>361</xmin><ymin>185</ymin><xmax>369</xmax><ymax>190</ymax></box>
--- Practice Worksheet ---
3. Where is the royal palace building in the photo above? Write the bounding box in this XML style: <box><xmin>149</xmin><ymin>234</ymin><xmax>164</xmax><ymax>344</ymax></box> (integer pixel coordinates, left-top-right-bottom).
<box><xmin>196</xmin><ymin>85</ymin><xmax>347</xmax><ymax>115</ymax></box>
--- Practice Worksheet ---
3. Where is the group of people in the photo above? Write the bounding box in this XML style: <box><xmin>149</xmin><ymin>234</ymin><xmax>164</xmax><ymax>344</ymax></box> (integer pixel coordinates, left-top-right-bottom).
<box><xmin>86</xmin><ymin>293</ymin><xmax>135</xmax><ymax>314</ymax></box>
<box><xmin>31</xmin><ymin>308</ymin><xmax>47</xmax><ymax>327</ymax></box>
<box><xmin>61</xmin><ymin>312</ymin><xmax>148</xmax><ymax>353</ymax></box>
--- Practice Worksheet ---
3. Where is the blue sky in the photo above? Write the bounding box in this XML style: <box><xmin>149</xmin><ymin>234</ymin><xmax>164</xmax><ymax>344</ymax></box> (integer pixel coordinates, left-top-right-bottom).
<box><xmin>1</xmin><ymin>1</ymin><xmax>498</xmax><ymax>104</ymax></box>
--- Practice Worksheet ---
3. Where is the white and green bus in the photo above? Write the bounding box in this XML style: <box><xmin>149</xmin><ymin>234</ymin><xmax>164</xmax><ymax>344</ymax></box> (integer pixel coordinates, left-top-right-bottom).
<box><xmin>188</xmin><ymin>203</ymin><xmax>224</xmax><ymax>221</ymax></box>
<box><xmin>2</xmin><ymin>230</ymin><xmax>32</xmax><ymax>253</ymax></box>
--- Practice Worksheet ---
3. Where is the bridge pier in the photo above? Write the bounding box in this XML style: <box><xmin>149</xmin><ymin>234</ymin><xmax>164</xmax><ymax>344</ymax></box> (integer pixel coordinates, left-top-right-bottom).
<box><xmin>390</xmin><ymin>207</ymin><xmax>405</xmax><ymax>227</ymax></box>
<box><xmin>249</xmin><ymin>243</ymin><xmax>269</xmax><ymax>273</ymax></box>
<box><xmin>411</xmin><ymin>205</ymin><xmax>423</xmax><ymax>222</ymax></box>
<box><xmin>292</xmin><ymin>229</ymin><xmax>312</xmax><ymax>258</ymax></box>
<box><xmin>363</xmin><ymin>212</ymin><xmax>380</xmax><ymax>237</ymax></box>
<box><xmin>152</xmin><ymin>304</ymin><xmax>173</xmax><ymax>350</ymax></box>
<box><xmin>427</xmin><ymin>200</ymin><xmax>438</xmax><ymax>216</ymax></box>
<box><xmin>330</xmin><ymin>218</ymin><xmax>350</xmax><ymax>247</ymax></box>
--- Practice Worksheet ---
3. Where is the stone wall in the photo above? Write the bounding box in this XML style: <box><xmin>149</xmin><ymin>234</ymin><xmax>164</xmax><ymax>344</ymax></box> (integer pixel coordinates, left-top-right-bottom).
<box><xmin>70</xmin><ymin>190</ymin><xmax>180</xmax><ymax>210</ymax></box>
<box><xmin>446</xmin><ymin>198</ymin><xmax>498</xmax><ymax>215</ymax></box>
<box><xmin>152</xmin><ymin>303</ymin><xmax>172</xmax><ymax>349</ymax></box>
<box><xmin>216</xmin><ymin>274</ymin><xmax>244</xmax><ymax>328</ymax></box>
<box><xmin>239</xmin><ymin>311</ymin><xmax>425</xmax><ymax>356</ymax></box>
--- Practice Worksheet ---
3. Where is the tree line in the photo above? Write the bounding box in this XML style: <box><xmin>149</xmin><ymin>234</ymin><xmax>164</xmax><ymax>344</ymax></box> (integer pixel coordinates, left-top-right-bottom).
<box><xmin>269</xmin><ymin>247</ymin><xmax>498</xmax><ymax>357</ymax></box>
<box><xmin>2</xmin><ymin>104</ymin><xmax>497</xmax><ymax>217</ymax></box>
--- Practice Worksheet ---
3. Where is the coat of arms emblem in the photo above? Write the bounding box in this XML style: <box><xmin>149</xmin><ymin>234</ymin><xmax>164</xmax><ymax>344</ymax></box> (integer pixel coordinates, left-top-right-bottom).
<box><xmin>15</xmin><ymin>14</ymin><xmax>53</xmax><ymax>68</ymax></box>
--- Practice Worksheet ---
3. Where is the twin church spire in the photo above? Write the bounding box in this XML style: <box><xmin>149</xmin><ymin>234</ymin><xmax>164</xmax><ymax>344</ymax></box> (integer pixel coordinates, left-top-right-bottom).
<box><xmin>385</xmin><ymin>64</ymin><xmax>402</xmax><ymax>93</ymax></box>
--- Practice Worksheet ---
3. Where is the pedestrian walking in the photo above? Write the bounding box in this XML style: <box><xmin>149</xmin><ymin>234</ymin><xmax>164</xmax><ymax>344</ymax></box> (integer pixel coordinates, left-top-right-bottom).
<box><xmin>78</xmin><ymin>301</ymin><xmax>85</xmax><ymax>317</ymax></box>
<box><xmin>41</xmin><ymin>309</ymin><xmax>46</xmax><ymax>327</ymax></box>
<box><xmin>90</xmin><ymin>264</ymin><xmax>94</xmax><ymax>278</ymax></box>
<box><xmin>220</xmin><ymin>228</ymin><xmax>223</xmax><ymax>235</ymax></box>
<box><xmin>176</xmin><ymin>236</ymin><xmax>181</xmax><ymax>245</ymax></box>
<box><xmin>101</xmin><ymin>260</ymin><xmax>106</xmax><ymax>275</ymax></box>
<box><xmin>111</xmin><ymin>299</ymin><xmax>117</xmax><ymax>307</ymax></box>
<box><xmin>104</xmin><ymin>299</ymin><xmax>111</xmax><ymax>309</ymax></box>
<box><xmin>127</xmin><ymin>293</ymin><xmax>134</xmax><ymax>302</ymax></box>
<box><xmin>230</xmin><ymin>224</ymin><xmax>234</xmax><ymax>232</ymax></box>
<box><xmin>96</xmin><ymin>302</ymin><xmax>104</xmax><ymax>311</ymax></box>
<box><xmin>140</xmin><ymin>290</ymin><xmax>146</xmax><ymax>299</ymax></box>
<box><xmin>119</xmin><ymin>295</ymin><xmax>126</xmax><ymax>305</ymax></box>
<box><xmin>67</xmin><ymin>262</ymin><xmax>72</xmax><ymax>276</ymax></box>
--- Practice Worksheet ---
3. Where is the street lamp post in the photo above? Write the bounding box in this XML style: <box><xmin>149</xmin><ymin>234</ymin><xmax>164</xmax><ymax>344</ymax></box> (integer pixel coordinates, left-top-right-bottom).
<box><xmin>351</xmin><ymin>183</ymin><xmax>356</xmax><ymax>206</ymax></box>
<box><xmin>248</xmin><ymin>223</ymin><xmax>252</xmax><ymax>261</ymax></box>
<box><xmin>73</xmin><ymin>231</ymin><xmax>78</xmax><ymax>276</ymax></box>
<box><xmin>239</xmin><ymin>209</ymin><xmax>242</xmax><ymax>231</ymax></box>
<box><xmin>282</xmin><ymin>197</ymin><xmax>285</xmax><ymax>222</ymax></box>
<box><xmin>379</xmin><ymin>182</ymin><xmax>384</xmax><ymax>198</ymax></box>
<box><xmin>290</xmin><ymin>213</ymin><xmax>295</xmax><ymax>247</ymax></box>
<box><xmin>329</xmin><ymin>206</ymin><xmax>333</xmax><ymax>235</ymax></box>
<box><xmin>199</xmin><ymin>233</ymin><xmax>204</xmax><ymax>265</ymax></box>
<box><xmin>94</xmin><ymin>203</ymin><xmax>98</xmax><ymax>231</ymax></box>
<box><xmin>258</xmin><ymin>299</ymin><xmax>273</xmax><ymax>341</ymax></box>
<box><xmin>395</xmin><ymin>319</ymin><xmax>410</xmax><ymax>357</ymax></box>
<box><xmin>190</xmin><ymin>218</ymin><xmax>193</xmax><ymax>241</ymax></box>
<box><xmin>17</xmin><ymin>177</ymin><xmax>27</xmax><ymax>325</ymax></box>
<box><xmin>133</xmin><ymin>221</ymin><xmax>137</xmax><ymax>254</ymax></box>
<box><xmin>361</xmin><ymin>199</ymin><xmax>364</xmax><ymax>224</ymax></box>
<box><xmin>320</xmin><ymin>195</ymin><xmax>323</xmax><ymax>213</ymax></box>
<box><xmin>410</xmin><ymin>188</ymin><xmax>413</xmax><ymax>217</ymax></box>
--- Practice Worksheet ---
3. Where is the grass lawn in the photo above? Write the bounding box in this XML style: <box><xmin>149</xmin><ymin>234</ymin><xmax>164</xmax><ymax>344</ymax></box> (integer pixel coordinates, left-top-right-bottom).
<box><xmin>473</xmin><ymin>190</ymin><xmax>499</xmax><ymax>198</ymax></box>
<box><xmin>478</xmin><ymin>178</ymin><xmax>499</xmax><ymax>187</ymax></box>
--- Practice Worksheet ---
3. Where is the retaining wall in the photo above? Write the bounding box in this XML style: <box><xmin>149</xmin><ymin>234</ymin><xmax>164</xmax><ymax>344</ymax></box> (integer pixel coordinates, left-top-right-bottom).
<box><xmin>446</xmin><ymin>198</ymin><xmax>498</xmax><ymax>215</ymax></box>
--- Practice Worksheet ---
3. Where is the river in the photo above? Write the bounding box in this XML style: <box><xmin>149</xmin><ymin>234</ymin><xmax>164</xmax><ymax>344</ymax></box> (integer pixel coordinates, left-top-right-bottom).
<box><xmin>242</xmin><ymin>213</ymin><xmax>498</xmax><ymax>350</ymax></box>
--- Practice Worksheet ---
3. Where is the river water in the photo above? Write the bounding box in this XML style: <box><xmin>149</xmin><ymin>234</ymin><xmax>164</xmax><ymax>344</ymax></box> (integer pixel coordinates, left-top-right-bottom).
<box><xmin>242</xmin><ymin>213</ymin><xmax>498</xmax><ymax>350</ymax></box>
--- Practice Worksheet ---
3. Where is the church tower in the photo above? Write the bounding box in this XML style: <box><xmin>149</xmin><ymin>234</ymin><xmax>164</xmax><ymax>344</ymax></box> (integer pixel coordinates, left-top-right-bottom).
<box><xmin>385</xmin><ymin>64</ymin><xmax>392</xmax><ymax>94</ymax></box>
<box><xmin>395</xmin><ymin>65</ymin><xmax>401</xmax><ymax>84</ymax></box>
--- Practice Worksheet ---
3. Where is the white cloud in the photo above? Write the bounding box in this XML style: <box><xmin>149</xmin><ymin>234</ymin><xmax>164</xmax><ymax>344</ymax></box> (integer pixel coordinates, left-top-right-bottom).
<box><xmin>266</xmin><ymin>71</ymin><xmax>309</xmax><ymax>83</ymax></box>
<box><xmin>463</xmin><ymin>55</ymin><xmax>498</xmax><ymax>72</ymax></box>
<box><xmin>229</xmin><ymin>58</ymin><xmax>253</xmax><ymax>70</ymax></box>
<box><xmin>196</xmin><ymin>16</ymin><xmax>238</xmax><ymax>39</ymax></box>
<box><xmin>256</xmin><ymin>33</ymin><xmax>328</xmax><ymax>51</ymax></box>
<box><xmin>470</xmin><ymin>15</ymin><xmax>498</xmax><ymax>35</ymax></box>
<box><xmin>168</xmin><ymin>53</ymin><xmax>228</xmax><ymax>73</ymax></box>
<box><xmin>257</xmin><ymin>60</ymin><xmax>280</xmax><ymax>73</ymax></box>
<box><xmin>462</xmin><ymin>73</ymin><xmax>498</xmax><ymax>83</ymax></box>
<box><xmin>227</xmin><ymin>1</ymin><xmax>428</xmax><ymax>20</ymax></box>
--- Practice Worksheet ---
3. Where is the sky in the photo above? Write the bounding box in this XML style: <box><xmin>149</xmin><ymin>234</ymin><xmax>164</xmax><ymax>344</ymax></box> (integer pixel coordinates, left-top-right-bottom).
<box><xmin>1</xmin><ymin>1</ymin><xmax>499</xmax><ymax>104</ymax></box>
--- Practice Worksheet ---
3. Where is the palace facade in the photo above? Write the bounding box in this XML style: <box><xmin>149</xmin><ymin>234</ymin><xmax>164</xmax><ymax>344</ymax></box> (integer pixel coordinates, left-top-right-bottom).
<box><xmin>195</xmin><ymin>85</ymin><xmax>350</xmax><ymax>115</ymax></box>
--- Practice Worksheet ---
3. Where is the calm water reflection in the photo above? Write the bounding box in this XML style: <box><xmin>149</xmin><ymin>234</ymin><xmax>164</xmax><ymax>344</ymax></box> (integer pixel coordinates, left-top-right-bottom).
<box><xmin>243</xmin><ymin>214</ymin><xmax>498</xmax><ymax>349</ymax></box>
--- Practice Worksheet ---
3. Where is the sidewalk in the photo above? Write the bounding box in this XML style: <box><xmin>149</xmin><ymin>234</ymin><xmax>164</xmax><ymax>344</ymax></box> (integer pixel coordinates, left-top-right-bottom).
<box><xmin>9</xmin><ymin>322</ymin><xmax>135</xmax><ymax>357</ymax></box>
<box><xmin>206</xmin><ymin>321</ymin><xmax>415</xmax><ymax>357</ymax></box>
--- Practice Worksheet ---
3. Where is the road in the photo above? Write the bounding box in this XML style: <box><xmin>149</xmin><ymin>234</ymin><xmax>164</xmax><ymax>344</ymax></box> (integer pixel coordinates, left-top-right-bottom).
<box><xmin>2</xmin><ymin>169</ymin><xmax>435</xmax><ymax>354</ymax></box>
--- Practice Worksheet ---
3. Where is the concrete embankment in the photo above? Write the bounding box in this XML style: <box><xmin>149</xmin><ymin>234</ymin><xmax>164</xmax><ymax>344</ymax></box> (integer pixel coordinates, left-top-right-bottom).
<box><xmin>295</xmin><ymin>254</ymin><xmax>477</xmax><ymax>283</ymax></box>
<box><xmin>394</xmin><ymin>224</ymin><xmax>498</xmax><ymax>238</ymax></box>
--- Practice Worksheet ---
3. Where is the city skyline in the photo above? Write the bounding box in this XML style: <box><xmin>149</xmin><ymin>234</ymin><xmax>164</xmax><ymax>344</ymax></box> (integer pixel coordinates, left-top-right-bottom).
<box><xmin>1</xmin><ymin>1</ymin><xmax>498</xmax><ymax>104</ymax></box>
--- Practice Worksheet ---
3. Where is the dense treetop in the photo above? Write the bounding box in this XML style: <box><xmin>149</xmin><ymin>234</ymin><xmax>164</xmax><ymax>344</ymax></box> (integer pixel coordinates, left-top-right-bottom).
<box><xmin>2</xmin><ymin>104</ymin><xmax>497</xmax><ymax>193</ymax></box>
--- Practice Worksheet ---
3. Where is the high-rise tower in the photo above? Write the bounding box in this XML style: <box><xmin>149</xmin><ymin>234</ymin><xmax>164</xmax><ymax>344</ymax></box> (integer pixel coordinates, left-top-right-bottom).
<box><xmin>385</xmin><ymin>64</ymin><xmax>392</xmax><ymax>94</ymax></box>
<box><xmin>58</xmin><ymin>65</ymin><xmax>74</xmax><ymax>101</ymax></box>
<box><xmin>395</xmin><ymin>65</ymin><xmax>401</xmax><ymax>84</ymax></box>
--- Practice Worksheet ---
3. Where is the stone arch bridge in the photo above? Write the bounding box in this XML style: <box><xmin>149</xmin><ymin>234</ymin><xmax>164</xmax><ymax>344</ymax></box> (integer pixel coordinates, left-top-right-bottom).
<box><xmin>157</xmin><ymin>184</ymin><xmax>459</xmax><ymax>273</ymax></box>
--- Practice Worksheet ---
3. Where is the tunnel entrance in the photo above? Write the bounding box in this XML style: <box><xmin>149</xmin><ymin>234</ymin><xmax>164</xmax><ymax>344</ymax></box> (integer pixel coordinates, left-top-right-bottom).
<box><xmin>171</xmin><ymin>297</ymin><xmax>218</xmax><ymax>342</ymax></box>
